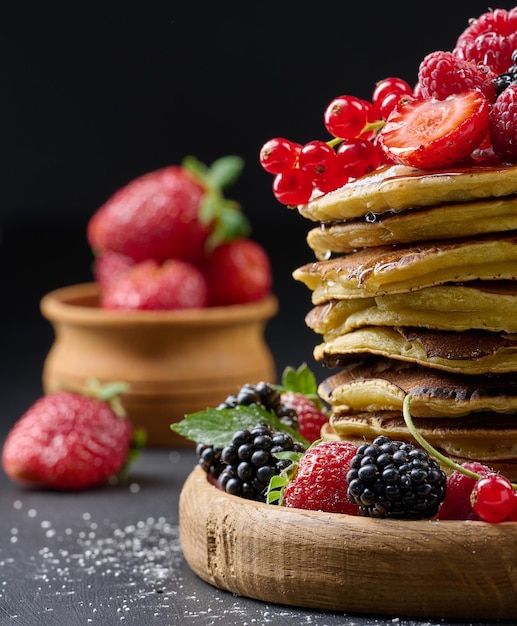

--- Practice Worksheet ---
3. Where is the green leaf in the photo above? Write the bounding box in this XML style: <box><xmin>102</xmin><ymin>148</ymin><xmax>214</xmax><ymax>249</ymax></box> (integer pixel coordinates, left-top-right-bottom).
<box><xmin>181</xmin><ymin>155</ymin><xmax>250</xmax><ymax>249</ymax></box>
<box><xmin>206</xmin><ymin>204</ymin><xmax>251</xmax><ymax>249</ymax></box>
<box><xmin>272</xmin><ymin>363</ymin><xmax>327</xmax><ymax>409</ymax></box>
<box><xmin>207</xmin><ymin>155</ymin><xmax>244</xmax><ymax>189</ymax></box>
<box><xmin>281</xmin><ymin>363</ymin><xmax>318</xmax><ymax>395</ymax></box>
<box><xmin>181</xmin><ymin>155</ymin><xmax>210</xmax><ymax>182</ymax></box>
<box><xmin>171</xmin><ymin>404</ymin><xmax>308</xmax><ymax>448</ymax></box>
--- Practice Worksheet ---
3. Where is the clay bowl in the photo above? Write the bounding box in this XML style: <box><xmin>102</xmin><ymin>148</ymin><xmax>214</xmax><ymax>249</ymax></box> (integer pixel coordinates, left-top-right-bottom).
<box><xmin>40</xmin><ymin>283</ymin><xmax>278</xmax><ymax>447</ymax></box>
<box><xmin>179</xmin><ymin>466</ymin><xmax>517</xmax><ymax>620</ymax></box>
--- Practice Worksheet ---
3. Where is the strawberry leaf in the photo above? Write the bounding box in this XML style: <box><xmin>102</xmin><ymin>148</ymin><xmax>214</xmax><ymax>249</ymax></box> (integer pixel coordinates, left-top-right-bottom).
<box><xmin>182</xmin><ymin>155</ymin><xmax>250</xmax><ymax>247</ymax></box>
<box><xmin>274</xmin><ymin>363</ymin><xmax>324</xmax><ymax>408</ymax></box>
<box><xmin>207</xmin><ymin>155</ymin><xmax>244</xmax><ymax>189</ymax></box>
<box><xmin>171</xmin><ymin>405</ymin><xmax>308</xmax><ymax>448</ymax></box>
<box><xmin>265</xmin><ymin>450</ymin><xmax>304</xmax><ymax>505</ymax></box>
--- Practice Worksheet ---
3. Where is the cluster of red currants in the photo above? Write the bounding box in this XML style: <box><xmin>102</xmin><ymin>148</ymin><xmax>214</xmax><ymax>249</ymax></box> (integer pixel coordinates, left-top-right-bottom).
<box><xmin>259</xmin><ymin>77</ymin><xmax>414</xmax><ymax>206</ymax></box>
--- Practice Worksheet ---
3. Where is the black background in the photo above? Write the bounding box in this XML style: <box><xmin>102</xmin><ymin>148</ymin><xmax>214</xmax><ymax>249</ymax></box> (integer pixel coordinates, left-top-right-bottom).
<box><xmin>2</xmin><ymin>1</ymin><xmax>515</xmax><ymax>432</ymax></box>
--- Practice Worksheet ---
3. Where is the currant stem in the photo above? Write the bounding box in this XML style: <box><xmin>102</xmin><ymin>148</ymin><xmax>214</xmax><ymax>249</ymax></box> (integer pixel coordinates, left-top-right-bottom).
<box><xmin>402</xmin><ymin>394</ymin><xmax>517</xmax><ymax>489</ymax></box>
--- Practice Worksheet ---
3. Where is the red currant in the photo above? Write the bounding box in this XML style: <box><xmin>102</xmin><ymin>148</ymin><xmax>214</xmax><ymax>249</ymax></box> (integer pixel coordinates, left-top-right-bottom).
<box><xmin>259</xmin><ymin>137</ymin><xmax>301</xmax><ymax>175</ymax></box>
<box><xmin>313</xmin><ymin>161</ymin><xmax>349</xmax><ymax>193</ymax></box>
<box><xmin>471</xmin><ymin>473</ymin><xmax>516</xmax><ymax>523</ymax></box>
<box><xmin>298</xmin><ymin>140</ymin><xmax>337</xmax><ymax>178</ymax></box>
<box><xmin>323</xmin><ymin>95</ymin><xmax>368</xmax><ymax>140</ymax></box>
<box><xmin>337</xmin><ymin>138</ymin><xmax>382</xmax><ymax>179</ymax></box>
<box><xmin>372</xmin><ymin>77</ymin><xmax>413</xmax><ymax>112</ymax></box>
<box><xmin>272</xmin><ymin>168</ymin><xmax>313</xmax><ymax>205</ymax></box>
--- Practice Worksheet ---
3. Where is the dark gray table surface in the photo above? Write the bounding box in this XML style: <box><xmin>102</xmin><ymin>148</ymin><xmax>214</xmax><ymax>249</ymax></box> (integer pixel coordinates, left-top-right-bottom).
<box><xmin>0</xmin><ymin>443</ymin><xmax>511</xmax><ymax>626</ymax></box>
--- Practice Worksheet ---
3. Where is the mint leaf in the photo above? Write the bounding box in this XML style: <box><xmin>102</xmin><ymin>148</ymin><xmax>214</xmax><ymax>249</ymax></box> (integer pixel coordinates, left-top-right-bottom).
<box><xmin>171</xmin><ymin>404</ymin><xmax>309</xmax><ymax>448</ymax></box>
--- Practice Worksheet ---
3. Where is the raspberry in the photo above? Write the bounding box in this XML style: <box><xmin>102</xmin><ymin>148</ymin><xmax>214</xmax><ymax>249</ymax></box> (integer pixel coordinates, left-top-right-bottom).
<box><xmin>418</xmin><ymin>51</ymin><xmax>496</xmax><ymax>101</ymax></box>
<box><xmin>437</xmin><ymin>462</ymin><xmax>493</xmax><ymax>521</ymax></box>
<box><xmin>454</xmin><ymin>7</ymin><xmax>517</xmax><ymax>75</ymax></box>
<box><xmin>283</xmin><ymin>440</ymin><xmax>359</xmax><ymax>515</ymax></box>
<box><xmin>280</xmin><ymin>391</ymin><xmax>329</xmax><ymax>443</ymax></box>
<box><xmin>489</xmin><ymin>83</ymin><xmax>517</xmax><ymax>160</ymax></box>
<box><xmin>346</xmin><ymin>436</ymin><xmax>447</xmax><ymax>519</ymax></box>
<box><xmin>218</xmin><ymin>424</ymin><xmax>305</xmax><ymax>502</ymax></box>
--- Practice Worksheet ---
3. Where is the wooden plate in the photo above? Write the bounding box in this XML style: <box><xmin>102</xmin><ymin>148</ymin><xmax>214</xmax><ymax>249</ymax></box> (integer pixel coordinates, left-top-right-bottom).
<box><xmin>179</xmin><ymin>467</ymin><xmax>517</xmax><ymax>620</ymax></box>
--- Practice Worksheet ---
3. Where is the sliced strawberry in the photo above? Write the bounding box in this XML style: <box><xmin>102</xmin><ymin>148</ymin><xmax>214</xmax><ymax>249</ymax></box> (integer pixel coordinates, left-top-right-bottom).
<box><xmin>377</xmin><ymin>90</ymin><xmax>490</xmax><ymax>169</ymax></box>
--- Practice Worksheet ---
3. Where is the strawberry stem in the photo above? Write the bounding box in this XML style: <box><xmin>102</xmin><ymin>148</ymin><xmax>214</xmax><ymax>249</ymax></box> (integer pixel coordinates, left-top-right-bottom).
<box><xmin>403</xmin><ymin>394</ymin><xmax>517</xmax><ymax>489</ymax></box>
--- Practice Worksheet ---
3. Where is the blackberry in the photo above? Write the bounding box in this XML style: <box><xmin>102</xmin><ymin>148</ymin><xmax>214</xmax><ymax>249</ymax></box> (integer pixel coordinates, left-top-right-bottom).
<box><xmin>196</xmin><ymin>442</ymin><xmax>224</xmax><ymax>480</ymax></box>
<box><xmin>218</xmin><ymin>423</ymin><xmax>305</xmax><ymax>502</ymax></box>
<box><xmin>346</xmin><ymin>436</ymin><xmax>447</xmax><ymax>519</ymax></box>
<box><xmin>493</xmin><ymin>49</ymin><xmax>517</xmax><ymax>97</ymax></box>
<box><xmin>218</xmin><ymin>381</ymin><xmax>299</xmax><ymax>430</ymax></box>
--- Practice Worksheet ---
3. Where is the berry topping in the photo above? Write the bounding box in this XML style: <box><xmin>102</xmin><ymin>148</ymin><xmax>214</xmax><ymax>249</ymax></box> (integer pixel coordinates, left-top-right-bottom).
<box><xmin>346</xmin><ymin>436</ymin><xmax>447</xmax><ymax>519</ymax></box>
<box><xmin>323</xmin><ymin>95</ymin><xmax>369</xmax><ymax>140</ymax></box>
<box><xmin>454</xmin><ymin>7</ymin><xmax>517</xmax><ymax>75</ymax></box>
<box><xmin>417</xmin><ymin>50</ymin><xmax>496</xmax><ymax>101</ymax></box>
<box><xmin>489</xmin><ymin>82</ymin><xmax>517</xmax><ymax>160</ymax></box>
<box><xmin>281</xmin><ymin>440</ymin><xmax>359</xmax><ymax>515</ymax></box>
<box><xmin>259</xmin><ymin>137</ymin><xmax>301</xmax><ymax>174</ymax></box>
<box><xmin>376</xmin><ymin>90</ymin><xmax>490</xmax><ymax>169</ymax></box>
<box><xmin>372</xmin><ymin>77</ymin><xmax>414</xmax><ymax>118</ymax></box>
<box><xmin>258</xmin><ymin>8</ymin><xmax>517</xmax><ymax>206</ymax></box>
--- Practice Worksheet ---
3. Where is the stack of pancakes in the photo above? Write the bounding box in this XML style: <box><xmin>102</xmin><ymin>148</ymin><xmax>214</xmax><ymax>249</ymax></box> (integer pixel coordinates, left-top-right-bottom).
<box><xmin>293</xmin><ymin>163</ymin><xmax>517</xmax><ymax>480</ymax></box>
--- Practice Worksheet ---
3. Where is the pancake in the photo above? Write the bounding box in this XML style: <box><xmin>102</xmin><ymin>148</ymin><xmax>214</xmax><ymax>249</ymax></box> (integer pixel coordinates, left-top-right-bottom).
<box><xmin>305</xmin><ymin>281</ymin><xmax>517</xmax><ymax>337</ymax></box>
<box><xmin>317</xmin><ymin>358</ymin><xmax>517</xmax><ymax>418</ymax></box>
<box><xmin>307</xmin><ymin>196</ymin><xmax>517</xmax><ymax>257</ymax></box>
<box><xmin>293</xmin><ymin>232</ymin><xmax>517</xmax><ymax>303</ymax></box>
<box><xmin>320</xmin><ymin>420</ymin><xmax>517</xmax><ymax>481</ymax></box>
<box><xmin>299</xmin><ymin>163</ymin><xmax>517</xmax><ymax>222</ymax></box>
<box><xmin>313</xmin><ymin>326</ymin><xmax>517</xmax><ymax>375</ymax></box>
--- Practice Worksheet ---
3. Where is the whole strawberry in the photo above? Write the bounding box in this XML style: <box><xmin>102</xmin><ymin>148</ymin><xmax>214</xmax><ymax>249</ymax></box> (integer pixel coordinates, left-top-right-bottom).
<box><xmin>280</xmin><ymin>391</ymin><xmax>328</xmax><ymax>443</ymax></box>
<box><xmin>87</xmin><ymin>156</ymin><xmax>249</xmax><ymax>264</ymax></box>
<box><xmin>274</xmin><ymin>363</ymin><xmax>329</xmax><ymax>443</ymax></box>
<box><xmin>93</xmin><ymin>250</ymin><xmax>136</xmax><ymax>291</ymax></box>
<box><xmin>2</xmin><ymin>385</ymin><xmax>133</xmax><ymax>491</ymax></box>
<box><xmin>282</xmin><ymin>440</ymin><xmax>359</xmax><ymax>515</ymax></box>
<box><xmin>100</xmin><ymin>258</ymin><xmax>208</xmax><ymax>310</ymax></box>
<box><xmin>438</xmin><ymin>462</ymin><xmax>494</xmax><ymax>521</ymax></box>
<box><xmin>202</xmin><ymin>238</ymin><xmax>272</xmax><ymax>306</ymax></box>
<box><xmin>88</xmin><ymin>165</ymin><xmax>208</xmax><ymax>263</ymax></box>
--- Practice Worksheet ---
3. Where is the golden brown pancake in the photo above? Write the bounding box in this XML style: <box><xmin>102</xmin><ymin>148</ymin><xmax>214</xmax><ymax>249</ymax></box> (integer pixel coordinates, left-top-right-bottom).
<box><xmin>305</xmin><ymin>281</ymin><xmax>517</xmax><ymax>337</ymax></box>
<box><xmin>320</xmin><ymin>420</ymin><xmax>517</xmax><ymax>480</ymax></box>
<box><xmin>313</xmin><ymin>326</ymin><xmax>517</xmax><ymax>375</ymax></box>
<box><xmin>299</xmin><ymin>163</ymin><xmax>517</xmax><ymax>222</ymax></box>
<box><xmin>294</xmin><ymin>232</ymin><xmax>517</xmax><ymax>303</ymax></box>
<box><xmin>318</xmin><ymin>358</ymin><xmax>517</xmax><ymax>417</ymax></box>
<box><xmin>307</xmin><ymin>196</ymin><xmax>517</xmax><ymax>256</ymax></box>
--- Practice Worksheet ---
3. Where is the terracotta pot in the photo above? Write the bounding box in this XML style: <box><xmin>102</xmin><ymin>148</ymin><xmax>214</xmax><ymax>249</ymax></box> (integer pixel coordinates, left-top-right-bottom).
<box><xmin>40</xmin><ymin>283</ymin><xmax>278</xmax><ymax>447</ymax></box>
